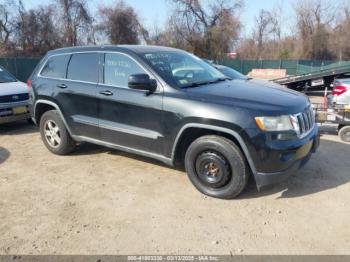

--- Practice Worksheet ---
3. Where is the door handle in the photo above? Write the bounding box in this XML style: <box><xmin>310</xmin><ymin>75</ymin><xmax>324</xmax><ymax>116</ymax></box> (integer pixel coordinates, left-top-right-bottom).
<box><xmin>56</xmin><ymin>84</ymin><xmax>68</xmax><ymax>89</ymax></box>
<box><xmin>99</xmin><ymin>90</ymin><xmax>113</xmax><ymax>96</ymax></box>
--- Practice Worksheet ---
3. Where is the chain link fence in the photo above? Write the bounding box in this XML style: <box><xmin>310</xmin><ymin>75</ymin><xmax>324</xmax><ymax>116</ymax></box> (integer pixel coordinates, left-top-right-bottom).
<box><xmin>0</xmin><ymin>58</ymin><xmax>40</xmax><ymax>82</ymax></box>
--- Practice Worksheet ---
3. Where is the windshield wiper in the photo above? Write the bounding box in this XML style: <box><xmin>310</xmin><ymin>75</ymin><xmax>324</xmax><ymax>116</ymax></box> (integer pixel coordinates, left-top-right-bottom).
<box><xmin>182</xmin><ymin>81</ymin><xmax>213</xmax><ymax>88</ymax></box>
<box><xmin>209</xmin><ymin>77</ymin><xmax>231</xmax><ymax>83</ymax></box>
<box><xmin>183</xmin><ymin>77</ymin><xmax>230</xmax><ymax>88</ymax></box>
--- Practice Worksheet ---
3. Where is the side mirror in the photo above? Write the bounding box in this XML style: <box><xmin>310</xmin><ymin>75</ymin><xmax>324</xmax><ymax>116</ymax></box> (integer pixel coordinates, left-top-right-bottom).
<box><xmin>128</xmin><ymin>74</ymin><xmax>157</xmax><ymax>94</ymax></box>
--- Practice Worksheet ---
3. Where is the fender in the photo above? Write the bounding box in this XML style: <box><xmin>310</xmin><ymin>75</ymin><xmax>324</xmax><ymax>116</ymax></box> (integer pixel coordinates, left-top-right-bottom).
<box><xmin>34</xmin><ymin>99</ymin><xmax>74</xmax><ymax>136</ymax></box>
<box><xmin>171</xmin><ymin>123</ymin><xmax>258</xmax><ymax>176</ymax></box>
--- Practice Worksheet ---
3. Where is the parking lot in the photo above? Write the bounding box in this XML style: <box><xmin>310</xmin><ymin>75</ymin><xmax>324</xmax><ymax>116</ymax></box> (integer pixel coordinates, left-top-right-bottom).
<box><xmin>0</xmin><ymin>122</ymin><xmax>349</xmax><ymax>254</ymax></box>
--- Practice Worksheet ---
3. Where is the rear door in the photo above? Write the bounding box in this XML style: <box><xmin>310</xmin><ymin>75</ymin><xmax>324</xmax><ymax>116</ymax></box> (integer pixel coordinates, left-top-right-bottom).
<box><xmin>98</xmin><ymin>52</ymin><xmax>164</xmax><ymax>155</ymax></box>
<box><xmin>38</xmin><ymin>54</ymin><xmax>71</xmax><ymax>104</ymax></box>
<box><xmin>52</xmin><ymin>52</ymin><xmax>101</xmax><ymax>139</ymax></box>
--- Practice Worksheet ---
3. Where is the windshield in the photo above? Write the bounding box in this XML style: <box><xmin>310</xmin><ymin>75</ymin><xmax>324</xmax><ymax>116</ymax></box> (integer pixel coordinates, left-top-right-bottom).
<box><xmin>0</xmin><ymin>67</ymin><xmax>17</xmax><ymax>83</ymax></box>
<box><xmin>217</xmin><ymin>66</ymin><xmax>248</xmax><ymax>80</ymax></box>
<box><xmin>141</xmin><ymin>51</ymin><xmax>227</xmax><ymax>88</ymax></box>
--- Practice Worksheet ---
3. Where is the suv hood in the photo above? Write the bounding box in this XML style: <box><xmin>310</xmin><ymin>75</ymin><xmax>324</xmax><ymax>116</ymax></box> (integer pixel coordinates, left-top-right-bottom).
<box><xmin>0</xmin><ymin>81</ymin><xmax>27</xmax><ymax>96</ymax></box>
<box><xmin>185</xmin><ymin>79</ymin><xmax>310</xmax><ymax>114</ymax></box>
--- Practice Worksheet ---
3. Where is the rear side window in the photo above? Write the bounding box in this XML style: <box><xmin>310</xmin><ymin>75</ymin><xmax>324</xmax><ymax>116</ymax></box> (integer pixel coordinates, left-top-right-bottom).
<box><xmin>67</xmin><ymin>53</ymin><xmax>99</xmax><ymax>83</ymax></box>
<box><xmin>40</xmin><ymin>55</ymin><xmax>70</xmax><ymax>78</ymax></box>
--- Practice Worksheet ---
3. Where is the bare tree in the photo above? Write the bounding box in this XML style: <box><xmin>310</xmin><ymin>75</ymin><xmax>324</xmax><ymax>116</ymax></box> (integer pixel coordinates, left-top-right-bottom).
<box><xmin>270</xmin><ymin>3</ymin><xmax>284</xmax><ymax>56</ymax></box>
<box><xmin>294</xmin><ymin>0</ymin><xmax>338</xmax><ymax>59</ymax></box>
<box><xmin>333</xmin><ymin>4</ymin><xmax>350</xmax><ymax>60</ymax></box>
<box><xmin>98</xmin><ymin>1</ymin><xmax>147</xmax><ymax>45</ymax></box>
<box><xmin>253</xmin><ymin>9</ymin><xmax>275</xmax><ymax>58</ymax></box>
<box><xmin>237</xmin><ymin>0</ymin><xmax>344</xmax><ymax>60</ymax></box>
<box><xmin>13</xmin><ymin>4</ymin><xmax>61</xmax><ymax>56</ymax></box>
<box><xmin>162</xmin><ymin>0</ymin><xmax>242</xmax><ymax>59</ymax></box>
<box><xmin>0</xmin><ymin>0</ymin><xmax>17</xmax><ymax>49</ymax></box>
<box><xmin>0</xmin><ymin>0</ymin><xmax>349</xmax><ymax>61</ymax></box>
<box><xmin>0</xmin><ymin>1</ymin><xmax>12</xmax><ymax>45</ymax></box>
<box><xmin>55</xmin><ymin>0</ymin><xmax>92</xmax><ymax>46</ymax></box>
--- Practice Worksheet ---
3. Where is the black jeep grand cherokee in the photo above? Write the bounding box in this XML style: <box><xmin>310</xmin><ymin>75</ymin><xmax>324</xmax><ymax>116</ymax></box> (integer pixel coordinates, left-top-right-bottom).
<box><xmin>28</xmin><ymin>45</ymin><xmax>320</xmax><ymax>199</ymax></box>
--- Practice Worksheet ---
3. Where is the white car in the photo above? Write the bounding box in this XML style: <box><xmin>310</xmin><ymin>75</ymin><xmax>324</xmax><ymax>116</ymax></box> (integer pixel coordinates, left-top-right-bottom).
<box><xmin>0</xmin><ymin>66</ymin><xmax>30</xmax><ymax>124</ymax></box>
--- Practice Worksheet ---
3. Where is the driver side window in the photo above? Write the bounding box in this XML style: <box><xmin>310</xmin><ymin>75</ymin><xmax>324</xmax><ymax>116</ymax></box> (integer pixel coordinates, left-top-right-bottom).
<box><xmin>104</xmin><ymin>53</ymin><xmax>146</xmax><ymax>88</ymax></box>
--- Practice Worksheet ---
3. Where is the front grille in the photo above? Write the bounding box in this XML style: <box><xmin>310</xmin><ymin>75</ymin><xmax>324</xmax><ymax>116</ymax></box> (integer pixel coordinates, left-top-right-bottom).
<box><xmin>295</xmin><ymin>107</ymin><xmax>315</xmax><ymax>137</ymax></box>
<box><xmin>0</xmin><ymin>93</ymin><xmax>29</xmax><ymax>103</ymax></box>
<box><xmin>0</xmin><ymin>108</ymin><xmax>15</xmax><ymax>117</ymax></box>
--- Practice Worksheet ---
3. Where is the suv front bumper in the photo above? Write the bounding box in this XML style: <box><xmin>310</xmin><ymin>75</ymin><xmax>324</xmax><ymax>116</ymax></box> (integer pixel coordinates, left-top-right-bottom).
<box><xmin>252</xmin><ymin>126</ymin><xmax>320</xmax><ymax>189</ymax></box>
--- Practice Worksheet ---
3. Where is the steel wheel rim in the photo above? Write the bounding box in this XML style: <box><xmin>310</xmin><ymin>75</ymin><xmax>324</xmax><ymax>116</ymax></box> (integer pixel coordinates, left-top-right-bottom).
<box><xmin>195</xmin><ymin>151</ymin><xmax>231</xmax><ymax>188</ymax></box>
<box><xmin>44</xmin><ymin>120</ymin><xmax>61</xmax><ymax>148</ymax></box>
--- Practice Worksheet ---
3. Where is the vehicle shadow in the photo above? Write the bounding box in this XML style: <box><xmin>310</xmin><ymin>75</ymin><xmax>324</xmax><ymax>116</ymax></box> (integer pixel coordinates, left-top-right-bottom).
<box><xmin>239</xmin><ymin>137</ymin><xmax>350</xmax><ymax>199</ymax></box>
<box><xmin>0</xmin><ymin>121</ymin><xmax>38</xmax><ymax>136</ymax></box>
<box><xmin>107</xmin><ymin>149</ymin><xmax>181</xmax><ymax>170</ymax></box>
<box><xmin>71</xmin><ymin>143</ymin><xmax>111</xmax><ymax>156</ymax></box>
<box><xmin>73</xmin><ymin>128</ymin><xmax>349</xmax><ymax>199</ymax></box>
<box><xmin>71</xmin><ymin>143</ymin><xmax>179</xmax><ymax>171</ymax></box>
<box><xmin>0</xmin><ymin>147</ymin><xmax>10</xmax><ymax>165</ymax></box>
<box><xmin>57</xmin><ymin>124</ymin><xmax>350</xmax><ymax>199</ymax></box>
<box><xmin>71</xmin><ymin>143</ymin><xmax>187</xmax><ymax>177</ymax></box>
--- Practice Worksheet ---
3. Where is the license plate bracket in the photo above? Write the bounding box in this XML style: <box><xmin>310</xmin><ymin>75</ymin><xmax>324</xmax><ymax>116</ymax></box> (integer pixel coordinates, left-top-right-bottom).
<box><xmin>12</xmin><ymin>106</ymin><xmax>27</xmax><ymax>115</ymax></box>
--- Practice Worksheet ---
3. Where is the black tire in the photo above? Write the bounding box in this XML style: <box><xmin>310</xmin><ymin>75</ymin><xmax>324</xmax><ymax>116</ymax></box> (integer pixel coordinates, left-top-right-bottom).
<box><xmin>339</xmin><ymin>126</ymin><xmax>350</xmax><ymax>143</ymax></box>
<box><xmin>39</xmin><ymin>110</ymin><xmax>76</xmax><ymax>155</ymax></box>
<box><xmin>185</xmin><ymin>135</ymin><xmax>249</xmax><ymax>199</ymax></box>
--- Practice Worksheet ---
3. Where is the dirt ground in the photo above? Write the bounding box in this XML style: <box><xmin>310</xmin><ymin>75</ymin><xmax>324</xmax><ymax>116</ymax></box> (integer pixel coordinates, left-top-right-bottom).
<box><xmin>0</xmin><ymin>121</ymin><xmax>349</xmax><ymax>255</ymax></box>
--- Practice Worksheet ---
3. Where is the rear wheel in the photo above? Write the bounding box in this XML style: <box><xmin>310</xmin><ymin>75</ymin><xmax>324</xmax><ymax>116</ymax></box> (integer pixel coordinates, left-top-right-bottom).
<box><xmin>39</xmin><ymin>110</ymin><xmax>76</xmax><ymax>155</ymax></box>
<box><xmin>185</xmin><ymin>135</ymin><xmax>249</xmax><ymax>199</ymax></box>
<box><xmin>339</xmin><ymin>125</ymin><xmax>350</xmax><ymax>143</ymax></box>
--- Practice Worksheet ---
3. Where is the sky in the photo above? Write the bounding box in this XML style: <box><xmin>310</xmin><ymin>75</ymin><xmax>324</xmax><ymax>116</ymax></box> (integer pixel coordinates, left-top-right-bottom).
<box><xmin>23</xmin><ymin>0</ymin><xmax>295</xmax><ymax>35</ymax></box>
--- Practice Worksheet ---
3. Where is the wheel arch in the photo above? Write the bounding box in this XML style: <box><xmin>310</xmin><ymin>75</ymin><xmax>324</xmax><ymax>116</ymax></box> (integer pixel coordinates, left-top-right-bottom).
<box><xmin>34</xmin><ymin>99</ymin><xmax>73</xmax><ymax>136</ymax></box>
<box><xmin>171</xmin><ymin>124</ymin><xmax>257</xmax><ymax>175</ymax></box>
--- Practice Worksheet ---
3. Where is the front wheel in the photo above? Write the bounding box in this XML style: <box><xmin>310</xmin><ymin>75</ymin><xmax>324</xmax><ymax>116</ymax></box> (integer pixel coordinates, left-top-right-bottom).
<box><xmin>39</xmin><ymin>110</ymin><xmax>76</xmax><ymax>155</ymax></box>
<box><xmin>185</xmin><ymin>135</ymin><xmax>249</xmax><ymax>199</ymax></box>
<box><xmin>339</xmin><ymin>126</ymin><xmax>350</xmax><ymax>143</ymax></box>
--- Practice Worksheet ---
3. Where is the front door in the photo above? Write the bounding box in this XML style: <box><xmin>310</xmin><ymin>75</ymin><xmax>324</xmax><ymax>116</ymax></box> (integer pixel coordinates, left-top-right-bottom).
<box><xmin>98</xmin><ymin>52</ymin><xmax>164</xmax><ymax>155</ymax></box>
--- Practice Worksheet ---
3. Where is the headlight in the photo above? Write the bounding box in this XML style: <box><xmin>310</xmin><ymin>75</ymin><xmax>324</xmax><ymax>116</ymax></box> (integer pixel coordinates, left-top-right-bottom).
<box><xmin>255</xmin><ymin>115</ymin><xmax>295</xmax><ymax>131</ymax></box>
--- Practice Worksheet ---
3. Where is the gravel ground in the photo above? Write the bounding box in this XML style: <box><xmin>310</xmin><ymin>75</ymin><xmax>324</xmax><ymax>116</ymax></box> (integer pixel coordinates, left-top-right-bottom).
<box><xmin>0</xmin><ymin>121</ymin><xmax>349</xmax><ymax>255</ymax></box>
